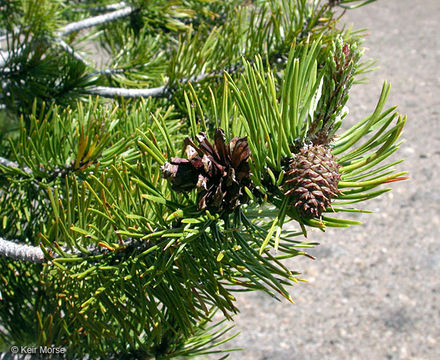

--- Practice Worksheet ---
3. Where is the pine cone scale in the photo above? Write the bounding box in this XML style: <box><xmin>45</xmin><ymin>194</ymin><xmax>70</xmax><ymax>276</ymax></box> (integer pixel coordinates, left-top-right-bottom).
<box><xmin>162</xmin><ymin>129</ymin><xmax>251</xmax><ymax>212</ymax></box>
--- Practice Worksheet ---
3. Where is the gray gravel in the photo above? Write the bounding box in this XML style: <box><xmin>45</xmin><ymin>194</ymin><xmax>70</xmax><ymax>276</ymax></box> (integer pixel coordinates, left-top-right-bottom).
<box><xmin>211</xmin><ymin>1</ymin><xmax>440</xmax><ymax>359</ymax></box>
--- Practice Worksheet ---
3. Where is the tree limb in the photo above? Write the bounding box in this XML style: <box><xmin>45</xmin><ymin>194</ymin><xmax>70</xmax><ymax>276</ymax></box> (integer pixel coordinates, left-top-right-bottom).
<box><xmin>0</xmin><ymin>156</ymin><xmax>33</xmax><ymax>175</ymax></box>
<box><xmin>1</xmin><ymin>4</ymin><xmax>134</xmax><ymax>63</ymax></box>
<box><xmin>0</xmin><ymin>6</ymin><xmax>135</xmax><ymax>69</ymax></box>
<box><xmin>0</xmin><ymin>37</ymin><xmax>90</xmax><ymax>69</ymax></box>
<box><xmin>84</xmin><ymin>73</ymin><xmax>212</xmax><ymax>98</ymax></box>
<box><xmin>52</xmin><ymin>37</ymin><xmax>90</xmax><ymax>66</ymax></box>
<box><xmin>0</xmin><ymin>237</ymin><xmax>45</xmax><ymax>263</ymax></box>
<box><xmin>60</xmin><ymin>6</ymin><xmax>135</xmax><ymax>36</ymax></box>
<box><xmin>85</xmin><ymin>85</ymin><xmax>168</xmax><ymax>98</ymax></box>
<box><xmin>87</xmin><ymin>68</ymin><xmax>126</xmax><ymax>78</ymax></box>
<box><xmin>0</xmin><ymin>235</ymin><xmax>140</xmax><ymax>264</ymax></box>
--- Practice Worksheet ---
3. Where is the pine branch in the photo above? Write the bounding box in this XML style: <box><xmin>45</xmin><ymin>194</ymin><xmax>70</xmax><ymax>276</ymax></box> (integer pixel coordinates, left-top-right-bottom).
<box><xmin>0</xmin><ymin>50</ymin><xmax>11</xmax><ymax>69</ymax></box>
<box><xmin>0</xmin><ymin>36</ymin><xmax>89</xmax><ymax>69</ymax></box>
<box><xmin>0</xmin><ymin>26</ymin><xmax>19</xmax><ymax>43</ymax></box>
<box><xmin>0</xmin><ymin>2</ymin><xmax>404</xmax><ymax>356</ymax></box>
<box><xmin>53</xmin><ymin>37</ymin><xmax>90</xmax><ymax>66</ymax></box>
<box><xmin>0</xmin><ymin>353</ymin><xmax>33</xmax><ymax>360</ymax></box>
<box><xmin>0</xmin><ymin>156</ymin><xmax>33</xmax><ymax>175</ymax></box>
<box><xmin>0</xmin><ymin>237</ymin><xmax>45</xmax><ymax>263</ymax></box>
<box><xmin>85</xmin><ymin>85</ymin><xmax>168</xmax><ymax>98</ymax></box>
<box><xmin>0</xmin><ymin>5</ymin><xmax>135</xmax><ymax>69</ymax></box>
<box><xmin>0</xmin><ymin>233</ymin><xmax>147</xmax><ymax>264</ymax></box>
<box><xmin>60</xmin><ymin>6</ymin><xmax>135</xmax><ymax>36</ymax></box>
<box><xmin>86</xmin><ymin>68</ymin><xmax>126</xmax><ymax>78</ymax></box>
<box><xmin>332</xmin><ymin>0</ymin><xmax>377</xmax><ymax>9</ymax></box>
<box><xmin>84</xmin><ymin>72</ymin><xmax>213</xmax><ymax>98</ymax></box>
<box><xmin>0</xmin><ymin>5</ymin><xmax>134</xmax><ymax>45</ymax></box>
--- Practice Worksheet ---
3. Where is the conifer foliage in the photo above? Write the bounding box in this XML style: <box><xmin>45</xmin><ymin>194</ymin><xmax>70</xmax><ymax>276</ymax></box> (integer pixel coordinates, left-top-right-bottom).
<box><xmin>0</xmin><ymin>0</ymin><xmax>406</xmax><ymax>358</ymax></box>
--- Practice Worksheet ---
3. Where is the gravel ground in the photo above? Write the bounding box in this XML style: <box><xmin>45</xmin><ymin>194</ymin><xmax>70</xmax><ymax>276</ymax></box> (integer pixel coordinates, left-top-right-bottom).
<box><xmin>211</xmin><ymin>1</ymin><xmax>440</xmax><ymax>359</ymax></box>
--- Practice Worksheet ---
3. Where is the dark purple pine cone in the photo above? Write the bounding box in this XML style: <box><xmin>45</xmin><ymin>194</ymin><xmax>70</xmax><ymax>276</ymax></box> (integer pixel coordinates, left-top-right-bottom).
<box><xmin>161</xmin><ymin>129</ymin><xmax>251</xmax><ymax>212</ymax></box>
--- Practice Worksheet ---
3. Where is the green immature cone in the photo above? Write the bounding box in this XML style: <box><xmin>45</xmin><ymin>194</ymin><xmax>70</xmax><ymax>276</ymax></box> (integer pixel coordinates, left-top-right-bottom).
<box><xmin>309</xmin><ymin>37</ymin><xmax>361</xmax><ymax>145</ymax></box>
<box><xmin>161</xmin><ymin>129</ymin><xmax>251</xmax><ymax>212</ymax></box>
<box><xmin>284</xmin><ymin>144</ymin><xmax>341</xmax><ymax>218</ymax></box>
